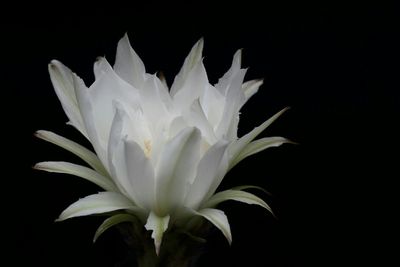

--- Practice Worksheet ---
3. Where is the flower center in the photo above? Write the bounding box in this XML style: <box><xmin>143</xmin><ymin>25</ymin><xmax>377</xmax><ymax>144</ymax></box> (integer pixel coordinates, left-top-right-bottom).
<box><xmin>144</xmin><ymin>139</ymin><xmax>152</xmax><ymax>158</ymax></box>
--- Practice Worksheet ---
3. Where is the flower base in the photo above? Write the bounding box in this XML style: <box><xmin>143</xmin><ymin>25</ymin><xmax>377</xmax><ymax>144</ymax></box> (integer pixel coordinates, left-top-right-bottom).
<box><xmin>116</xmin><ymin>218</ymin><xmax>211</xmax><ymax>267</ymax></box>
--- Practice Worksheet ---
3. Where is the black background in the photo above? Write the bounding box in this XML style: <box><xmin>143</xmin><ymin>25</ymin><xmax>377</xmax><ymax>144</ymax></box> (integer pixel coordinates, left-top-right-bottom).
<box><xmin>3</xmin><ymin>2</ymin><xmax>398</xmax><ymax>266</ymax></box>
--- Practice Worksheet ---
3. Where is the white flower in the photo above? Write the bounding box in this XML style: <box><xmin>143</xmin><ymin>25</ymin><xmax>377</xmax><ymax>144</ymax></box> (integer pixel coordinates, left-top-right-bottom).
<box><xmin>35</xmin><ymin>34</ymin><xmax>290</xmax><ymax>254</ymax></box>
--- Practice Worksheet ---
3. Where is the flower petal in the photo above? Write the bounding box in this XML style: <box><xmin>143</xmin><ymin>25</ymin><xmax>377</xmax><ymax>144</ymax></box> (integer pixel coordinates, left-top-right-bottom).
<box><xmin>114</xmin><ymin>33</ymin><xmax>146</xmax><ymax>89</ymax></box>
<box><xmin>215</xmin><ymin>49</ymin><xmax>242</xmax><ymax>96</ymax></box>
<box><xmin>144</xmin><ymin>211</ymin><xmax>170</xmax><ymax>255</ymax></box>
<box><xmin>184</xmin><ymin>140</ymin><xmax>229</xmax><ymax>209</ymax></box>
<box><xmin>72</xmin><ymin>73</ymin><xmax>108</xmax><ymax>166</ymax></box>
<box><xmin>194</xmin><ymin>208</ymin><xmax>232</xmax><ymax>245</ymax></box>
<box><xmin>228</xmin><ymin>107</ymin><xmax>289</xmax><ymax>165</ymax></box>
<box><xmin>199</xmin><ymin>85</ymin><xmax>225</xmax><ymax>129</ymax></box>
<box><xmin>93</xmin><ymin>56</ymin><xmax>111</xmax><ymax>80</ymax></box>
<box><xmin>93</xmin><ymin>213</ymin><xmax>137</xmax><ymax>243</ymax></box>
<box><xmin>213</xmin><ymin>50</ymin><xmax>247</xmax><ymax>140</ymax></box>
<box><xmin>183</xmin><ymin>99</ymin><xmax>217</xmax><ymax>146</ymax></box>
<box><xmin>215</xmin><ymin>68</ymin><xmax>247</xmax><ymax>140</ymax></box>
<box><xmin>48</xmin><ymin>60</ymin><xmax>87</xmax><ymax>138</ymax></box>
<box><xmin>123</xmin><ymin>138</ymin><xmax>156</xmax><ymax>209</ymax></box>
<box><xmin>157</xmin><ymin>71</ymin><xmax>168</xmax><ymax>89</ymax></box>
<box><xmin>35</xmin><ymin>130</ymin><xmax>108</xmax><ymax>176</ymax></box>
<box><xmin>34</xmin><ymin>161</ymin><xmax>117</xmax><ymax>192</ymax></box>
<box><xmin>201</xmin><ymin>189</ymin><xmax>274</xmax><ymax>217</ymax></box>
<box><xmin>73</xmin><ymin>60</ymin><xmax>141</xmax><ymax>167</ymax></box>
<box><xmin>87</xmin><ymin>58</ymin><xmax>141</xmax><ymax>147</ymax></box>
<box><xmin>106</xmin><ymin>104</ymin><xmax>155</xmax><ymax>208</ymax></box>
<box><xmin>231</xmin><ymin>185</ymin><xmax>271</xmax><ymax>196</ymax></box>
<box><xmin>139</xmin><ymin>74</ymin><xmax>173</xmax><ymax>125</ymax></box>
<box><xmin>230</xmin><ymin>136</ymin><xmax>291</xmax><ymax>168</ymax></box>
<box><xmin>172</xmin><ymin>60</ymin><xmax>209</xmax><ymax>111</ymax></box>
<box><xmin>170</xmin><ymin>38</ymin><xmax>204</xmax><ymax>96</ymax></box>
<box><xmin>57</xmin><ymin>192</ymin><xmax>138</xmax><ymax>221</ymax></box>
<box><xmin>155</xmin><ymin>127</ymin><xmax>202</xmax><ymax>214</ymax></box>
<box><xmin>242</xmin><ymin>79</ymin><xmax>263</xmax><ymax>102</ymax></box>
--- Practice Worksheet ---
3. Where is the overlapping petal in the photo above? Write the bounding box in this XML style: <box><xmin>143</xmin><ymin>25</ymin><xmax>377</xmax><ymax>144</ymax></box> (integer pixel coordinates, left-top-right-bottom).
<box><xmin>170</xmin><ymin>38</ymin><xmax>204</xmax><ymax>96</ymax></box>
<box><xmin>114</xmin><ymin>33</ymin><xmax>146</xmax><ymax>89</ymax></box>
<box><xmin>155</xmin><ymin>127</ymin><xmax>202</xmax><ymax>214</ymax></box>
<box><xmin>35</xmin><ymin>130</ymin><xmax>108</xmax><ymax>175</ymax></box>
<box><xmin>184</xmin><ymin>140</ymin><xmax>229</xmax><ymax>209</ymax></box>
<box><xmin>48</xmin><ymin>60</ymin><xmax>87</xmax><ymax>138</ymax></box>
<box><xmin>57</xmin><ymin>192</ymin><xmax>140</xmax><ymax>221</ymax></box>
<box><xmin>34</xmin><ymin>161</ymin><xmax>117</xmax><ymax>192</ymax></box>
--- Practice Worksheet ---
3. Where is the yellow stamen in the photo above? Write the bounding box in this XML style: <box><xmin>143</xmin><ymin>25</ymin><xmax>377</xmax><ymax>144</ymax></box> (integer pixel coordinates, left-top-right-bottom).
<box><xmin>144</xmin><ymin>139</ymin><xmax>152</xmax><ymax>158</ymax></box>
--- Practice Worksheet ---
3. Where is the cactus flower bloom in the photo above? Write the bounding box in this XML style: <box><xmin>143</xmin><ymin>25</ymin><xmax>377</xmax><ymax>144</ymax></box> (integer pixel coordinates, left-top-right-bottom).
<box><xmin>35</xmin><ymin>34</ymin><xmax>289</xmax><ymax>255</ymax></box>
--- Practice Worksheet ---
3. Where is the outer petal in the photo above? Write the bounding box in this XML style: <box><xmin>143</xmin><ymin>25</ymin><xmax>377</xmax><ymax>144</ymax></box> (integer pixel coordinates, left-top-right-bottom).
<box><xmin>85</xmin><ymin>58</ymin><xmax>140</xmax><ymax>149</ymax></box>
<box><xmin>35</xmin><ymin>130</ymin><xmax>108</xmax><ymax>176</ymax></box>
<box><xmin>199</xmin><ymin>84</ymin><xmax>225</xmax><ymax>130</ymax></box>
<box><xmin>242</xmin><ymin>79</ymin><xmax>263</xmax><ymax>102</ymax></box>
<box><xmin>201</xmin><ymin>189</ymin><xmax>274</xmax><ymax>216</ymax></box>
<box><xmin>34</xmin><ymin>161</ymin><xmax>118</xmax><ymax>192</ymax></box>
<box><xmin>183</xmin><ymin>99</ymin><xmax>217</xmax><ymax>146</ymax></box>
<box><xmin>72</xmin><ymin>74</ymin><xmax>108</xmax><ymax>166</ymax></box>
<box><xmin>172</xmin><ymin>60</ymin><xmax>209</xmax><ymax>111</ymax></box>
<box><xmin>114</xmin><ymin>34</ymin><xmax>146</xmax><ymax>89</ymax></box>
<box><xmin>56</xmin><ymin>192</ymin><xmax>139</xmax><ymax>221</ymax></box>
<box><xmin>170</xmin><ymin>38</ymin><xmax>204</xmax><ymax>96</ymax></box>
<box><xmin>215</xmin><ymin>49</ymin><xmax>242</xmax><ymax>96</ymax></box>
<box><xmin>48</xmin><ymin>60</ymin><xmax>87</xmax><ymax>138</ymax></box>
<box><xmin>184</xmin><ymin>140</ymin><xmax>229</xmax><ymax>209</ymax></box>
<box><xmin>155</xmin><ymin>127</ymin><xmax>202</xmax><ymax>214</ymax></box>
<box><xmin>214</xmin><ymin>50</ymin><xmax>248</xmax><ymax>140</ymax></box>
<box><xmin>93</xmin><ymin>213</ymin><xmax>138</xmax><ymax>242</ymax></box>
<box><xmin>73</xmin><ymin>60</ymin><xmax>141</xmax><ymax>167</ymax></box>
<box><xmin>228</xmin><ymin>107</ymin><xmax>289</xmax><ymax>166</ymax></box>
<box><xmin>123</xmin><ymin>139</ymin><xmax>156</xmax><ymax>209</ymax></box>
<box><xmin>231</xmin><ymin>185</ymin><xmax>271</xmax><ymax>196</ymax></box>
<box><xmin>144</xmin><ymin>211</ymin><xmax>170</xmax><ymax>255</ymax></box>
<box><xmin>230</xmin><ymin>136</ymin><xmax>291</xmax><ymax>168</ymax></box>
<box><xmin>194</xmin><ymin>208</ymin><xmax>232</xmax><ymax>245</ymax></box>
<box><xmin>215</xmin><ymin>68</ymin><xmax>247</xmax><ymax>140</ymax></box>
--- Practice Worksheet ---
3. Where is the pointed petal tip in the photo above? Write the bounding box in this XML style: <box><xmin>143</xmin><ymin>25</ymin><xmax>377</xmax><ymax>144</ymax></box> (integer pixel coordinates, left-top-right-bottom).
<box><xmin>48</xmin><ymin>60</ymin><xmax>66</xmax><ymax>73</ymax></box>
<box><xmin>234</xmin><ymin>49</ymin><xmax>243</xmax><ymax>65</ymax></box>
<box><xmin>122</xmin><ymin>32</ymin><xmax>130</xmax><ymax>41</ymax></box>
<box><xmin>197</xmin><ymin>37</ymin><xmax>204</xmax><ymax>46</ymax></box>
<box><xmin>48</xmin><ymin>59</ymin><xmax>60</xmax><ymax>68</ymax></box>
<box><xmin>269</xmin><ymin>106</ymin><xmax>290</xmax><ymax>121</ymax></box>
<box><xmin>272</xmin><ymin>211</ymin><xmax>277</xmax><ymax>220</ymax></box>
<box><xmin>118</xmin><ymin>33</ymin><xmax>133</xmax><ymax>49</ymax></box>
<box><xmin>145</xmin><ymin>212</ymin><xmax>170</xmax><ymax>256</ymax></box>
<box><xmin>32</xmin><ymin>163</ymin><xmax>40</xmax><ymax>170</ymax></box>
<box><xmin>33</xmin><ymin>162</ymin><xmax>48</xmax><ymax>170</ymax></box>
<box><xmin>286</xmin><ymin>139</ymin><xmax>299</xmax><ymax>145</ymax></box>
<box><xmin>34</xmin><ymin>129</ymin><xmax>48</xmax><ymax>138</ymax></box>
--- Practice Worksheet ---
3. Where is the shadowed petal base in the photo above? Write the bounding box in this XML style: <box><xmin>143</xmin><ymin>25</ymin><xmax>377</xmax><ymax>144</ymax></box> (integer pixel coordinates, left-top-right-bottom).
<box><xmin>115</xmin><ymin>217</ymin><xmax>212</xmax><ymax>267</ymax></box>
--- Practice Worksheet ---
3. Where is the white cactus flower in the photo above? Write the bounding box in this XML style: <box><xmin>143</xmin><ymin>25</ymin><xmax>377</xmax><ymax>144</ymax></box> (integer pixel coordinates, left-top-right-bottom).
<box><xmin>35</xmin><ymin>34</ymin><xmax>290</xmax><ymax>255</ymax></box>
